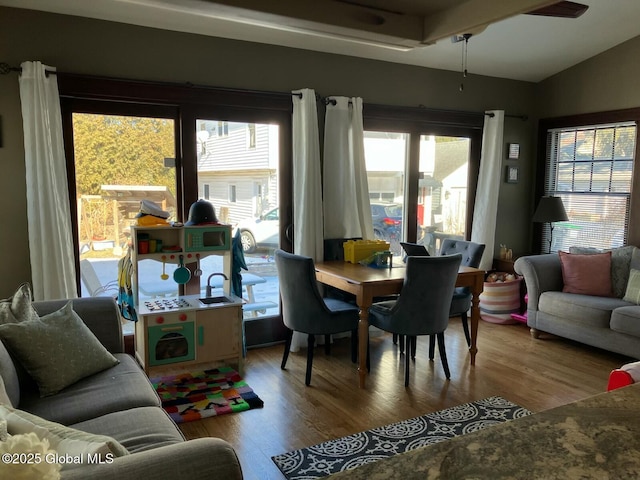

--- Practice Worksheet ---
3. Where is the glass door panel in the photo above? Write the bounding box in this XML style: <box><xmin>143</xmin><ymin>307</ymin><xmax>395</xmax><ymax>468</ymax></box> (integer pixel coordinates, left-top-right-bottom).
<box><xmin>196</xmin><ymin>119</ymin><xmax>280</xmax><ymax>320</ymax></box>
<box><xmin>418</xmin><ymin>135</ymin><xmax>470</xmax><ymax>255</ymax></box>
<box><xmin>73</xmin><ymin>113</ymin><xmax>177</xmax><ymax>302</ymax></box>
<box><xmin>363</xmin><ymin>131</ymin><xmax>408</xmax><ymax>255</ymax></box>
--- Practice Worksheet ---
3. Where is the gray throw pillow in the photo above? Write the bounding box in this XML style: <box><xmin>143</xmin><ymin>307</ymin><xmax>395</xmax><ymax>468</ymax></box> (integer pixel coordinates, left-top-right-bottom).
<box><xmin>623</xmin><ymin>269</ymin><xmax>640</xmax><ymax>304</ymax></box>
<box><xmin>0</xmin><ymin>301</ymin><xmax>119</xmax><ymax>397</ymax></box>
<box><xmin>0</xmin><ymin>283</ymin><xmax>39</xmax><ymax>325</ymax></box>
<box><xmin>569</xmin><ymin>246</ymin><xmax>636</xmax><ymax>298</ymax></box>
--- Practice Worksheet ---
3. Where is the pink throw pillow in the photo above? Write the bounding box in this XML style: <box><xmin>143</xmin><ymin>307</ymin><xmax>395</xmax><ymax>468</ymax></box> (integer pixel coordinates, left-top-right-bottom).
<box><xmin>559</xmin><ymin>251</ymin><xmax>613</xmax><ymax>297</ymax></box>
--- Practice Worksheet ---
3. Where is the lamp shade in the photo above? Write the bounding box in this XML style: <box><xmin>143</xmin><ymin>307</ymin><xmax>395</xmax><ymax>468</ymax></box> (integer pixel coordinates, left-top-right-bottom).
<box><xmin>532</xmin><ymin>196</ymin><xmax>569</xmax><ymax>223</ymax></box>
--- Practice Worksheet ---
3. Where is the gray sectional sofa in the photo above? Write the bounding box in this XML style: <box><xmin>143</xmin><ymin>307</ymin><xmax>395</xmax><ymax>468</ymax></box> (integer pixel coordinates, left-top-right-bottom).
<box><xmin>514</xmin><ymin>251</ymin><xmax>640</xmax><ymax>359</ymax></box>
<box><xmin>0</xmin><ymin>296</ymin><xmax>243</xmax><ymax>480</ymax></box>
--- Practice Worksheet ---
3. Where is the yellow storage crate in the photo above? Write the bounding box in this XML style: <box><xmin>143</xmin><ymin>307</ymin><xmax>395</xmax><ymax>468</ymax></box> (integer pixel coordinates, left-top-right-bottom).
<box><xmin>343</xmin><ymin>239</ymin><xmax>391</xmax><ymax>263</ymax></box>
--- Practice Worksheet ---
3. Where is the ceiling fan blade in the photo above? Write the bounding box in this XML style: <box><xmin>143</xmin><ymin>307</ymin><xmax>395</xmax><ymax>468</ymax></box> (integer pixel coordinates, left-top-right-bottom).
<box><xmin>526</xmin><ymin>1</ymin><xmax>589</xmax><ymax>18</ymax></box>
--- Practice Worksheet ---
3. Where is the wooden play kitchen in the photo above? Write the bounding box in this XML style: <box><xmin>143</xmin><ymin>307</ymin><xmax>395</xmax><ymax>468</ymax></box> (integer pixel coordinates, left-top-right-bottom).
<box><xmin>131</xmin><ymin>224</ymin><xmax>245</xmax><ymax>375</ymax></box>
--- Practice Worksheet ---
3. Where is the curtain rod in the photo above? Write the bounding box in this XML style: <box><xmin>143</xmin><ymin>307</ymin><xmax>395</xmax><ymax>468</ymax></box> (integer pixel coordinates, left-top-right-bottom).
<box><xmin>485</xmin><ymin>111</ymin><xmax>528</xmax><ymax>121</ymax></box>
<box><xmin>2</xmin><ymin>62</ymin><xmax>527</xmax><ymax>119</ymax></box>
<box><xmin>0</xmin><ymin>62</ymin><xmax>57</xmax><ymax>76</ymax></box>
<box><xmin>292</xmin><ymin>91</ymin><xmax>351</xmax><ymax>106</ymax></box>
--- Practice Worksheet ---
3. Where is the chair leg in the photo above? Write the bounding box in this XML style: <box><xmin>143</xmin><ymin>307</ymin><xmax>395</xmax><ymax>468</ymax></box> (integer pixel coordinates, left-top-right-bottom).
<box><xmin>436</xmin><ymin>332</ymin><xmax>451</xmax><ymax>379</ymax></box>
<box><xmin>325</xmin><ymin>334</ymin><xmax>331</xmax><ymax>355</ymax></box>
<box><xmin>393</xmin><ymin>333</ymin><xmax>398</xmax><ymax>345</ymax></box>
<box><xmin>404</xmin><ymin>335</ymin><xmax>411</xmax><ymax>387</ymax></box>
<box><xmin>428</xmin><ymin>335</ymin><xmax>436</xmax><ymax>361</ymax></box>
<box><xmin>398</xmin><ymin>334</ymin><xmax>405</xmax><ymax>354</ymax></box>
<box><xmin>410</xmin><ymin>336</ymin><xmax>417</xmax><ymax>360</ymax></box>
<box><xmin>306</xmin><ymin>334</ymin><xmax>315</xmax><ymax>386</ymax></box>
<box><xmin>461</xmin><ymin>312</ymin><xmax>471</xmax><ymax>347</ymax></box>
<box><xmin>351</xmin><ymin>329</ymin><xmax>358</xmax><ymax>364</ymax></box>
<box><xmin>281</xmin><ymin>328</ymin><xmax>293</xmax><ymax>369</ymax></box>
<box><xmin>366</xmin><ymin>336</ymin><xmax>371</xmax><ymax>372</ymax></box>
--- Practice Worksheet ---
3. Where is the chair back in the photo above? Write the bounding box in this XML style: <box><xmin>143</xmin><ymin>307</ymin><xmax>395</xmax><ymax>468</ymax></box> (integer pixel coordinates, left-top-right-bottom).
<box><xmin>275</xmin><ymin>250</ymin><xmax>331</xmax><ymax>332</ymax></box>
<box><xmin>388</xmin><ymin>254</ymin><xmax>462</xmax><ymax>335</ymax></box>
<box><xmin>80</xmin><ymin>259</ymin><xmax>116</xmax><ymax>297</ymax></box>
<box><xmin>439</xmin><ymin>239</ymin><xmax>485</xmax><ymax>268</ymax></box>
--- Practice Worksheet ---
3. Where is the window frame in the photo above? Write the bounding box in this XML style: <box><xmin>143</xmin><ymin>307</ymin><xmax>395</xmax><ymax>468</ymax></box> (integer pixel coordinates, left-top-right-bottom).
<box><xmin>363</xmin><ymin>104</ymin><xmax>483</xmax><ymax>242</ymax></box>
<box><xmin>58</xmin><ymin>73</ymin><xmax>293</xmax><ymax>297</ymax></box>
<box><xmin>537</xmin><ymin>108</ymin><xmax>640</xmax><ymax>252</ymax></box>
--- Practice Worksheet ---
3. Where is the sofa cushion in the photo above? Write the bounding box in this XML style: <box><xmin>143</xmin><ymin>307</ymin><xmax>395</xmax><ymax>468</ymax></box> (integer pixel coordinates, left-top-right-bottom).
<box><xmin>0</xmin><ymin>283</ymin><xmax>39</xmax><ymax>325</ymax></box>
<box><xmin>559</xmin><ymin>251</ymin><xmax>613</xmax><ymax>297</ymax></box>
<box><xmin>71</xmin><ymin>406</ymin><xmax>184</xmax><ymax>454</ymax></box>
<box><xmin>611</xmin><ymin>306</ymin><xmax>640</xmax><ymax>338</ymax></box>
<box><xmin>0</xmin><ymin>404</ymin><xmax>129</xmax><ymax>469</ymax></box>
<box><xmin>570</xmin><ymin>246</ymin><xmax>635</xmax><ymax>298</ymax></box>
<box><xmin>539</xmin><ymin>291</ymin><xmax>629</xmax><ymax>329</ymax></box>
<box><xmin>0</xmin><ymin>301</ymin><xmax>119</xmax><ymax>397</ymax></box>
<box><xmin>19</xmin><ymin>354</ymin><xmax>160</xmax><ymax>426</ymax></box>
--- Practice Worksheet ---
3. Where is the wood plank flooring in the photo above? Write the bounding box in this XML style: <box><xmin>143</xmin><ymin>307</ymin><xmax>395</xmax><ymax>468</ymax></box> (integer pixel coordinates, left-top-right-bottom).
<box><xmin>178</xmin><ymin>319</ymin><xmax>632</xmax><ymax>480</ymax></box>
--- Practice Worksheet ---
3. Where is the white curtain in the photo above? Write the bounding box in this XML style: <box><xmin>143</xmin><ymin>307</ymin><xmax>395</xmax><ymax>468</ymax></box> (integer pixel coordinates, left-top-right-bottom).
<box><xmin>290</xmin><ymin>88</ymin><xmax>323</xmax><ymax>351</ymax></box>
<box><xmin>292</xmin><ymin>89</ymin><xmax>324</xmax><ymax>260</ymax></box>
<box><xmin>323</xmin><ymin>97</ymin><xmax>374</xmax><ymax>240</ymax></box>
<box><xmin>19</xmin><ymin>61</ymin><xmax>77</xmax><ymax>300</ymax></box>
<box><xmin>471</xmin><ymin>110</ymin><xmax>505</xmax><ymax>271</ymax></box>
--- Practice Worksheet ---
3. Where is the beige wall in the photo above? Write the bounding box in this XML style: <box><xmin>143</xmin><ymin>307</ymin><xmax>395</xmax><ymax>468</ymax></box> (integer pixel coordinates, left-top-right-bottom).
<box><xmin>536</xmin><ymin>35</ymin><xmax>640</xmax><ymax>118</ymax></box>
<box><xmin>0</xmin><ymin>7</ymin><xmax>540</xmax><ymax>297</ymax></box>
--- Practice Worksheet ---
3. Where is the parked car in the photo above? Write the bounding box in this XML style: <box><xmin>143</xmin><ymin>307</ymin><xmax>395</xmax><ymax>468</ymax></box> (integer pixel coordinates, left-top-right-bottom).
<box><xmin>370</xmin><ymin>202</ymin><xmax>402</xmax><ymax>241</ymax></box>
<box><xmin>237</xmin><ymin>202</ymin><xmax>403</xmax><ymax>253</ymax></box>
<box><xmin>236</xmin><ymin>207</ymin><xmax>280</xmax><ymax>253</ymax></box>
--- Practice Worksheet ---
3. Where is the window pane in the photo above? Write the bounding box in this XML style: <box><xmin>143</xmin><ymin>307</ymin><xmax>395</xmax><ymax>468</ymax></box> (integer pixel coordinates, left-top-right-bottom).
<box><xmin>197</xmin><ymin>119</ymin><xmax>280</xmax><ymax>320</ymax></box>
<box><xmin>418</xmin><ymin>136</ymin><xmax>470</xmax><ymax>255</ymax></box>
<box><xmin>364</xmin><ymin>131</ymin><xmax>406</xmax><ymax>255</ymax></box>
<box><xmin>544</xmin><ymin>122</ymin><xmax>635</xmax><ymax>252</ymax></box>
<box><xmin>74</xmin><ymin>113</ymin><xmax>177</xmax><ymax>306</ymax></box>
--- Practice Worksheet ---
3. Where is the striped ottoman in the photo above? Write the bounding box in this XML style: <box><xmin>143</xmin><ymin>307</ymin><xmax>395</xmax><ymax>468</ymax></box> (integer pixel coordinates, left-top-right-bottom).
<box><xmin>479</xmin><ymin>276</ymin><xmax>522</xmax><ymax>324</ymax></box>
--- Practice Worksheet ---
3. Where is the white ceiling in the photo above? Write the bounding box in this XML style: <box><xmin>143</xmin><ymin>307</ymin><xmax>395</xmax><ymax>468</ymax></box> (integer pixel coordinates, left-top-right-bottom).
<box><xmin>4</xmin><ymin>0</ymin><xmax>640</xmax><ymax>82</ymax></box>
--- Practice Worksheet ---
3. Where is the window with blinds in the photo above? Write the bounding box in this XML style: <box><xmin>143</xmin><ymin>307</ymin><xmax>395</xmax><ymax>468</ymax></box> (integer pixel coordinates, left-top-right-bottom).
<box><xmin>543</xmin><ymin>122</ymin><xmax>636</xmax><ymax>253</ymax></box>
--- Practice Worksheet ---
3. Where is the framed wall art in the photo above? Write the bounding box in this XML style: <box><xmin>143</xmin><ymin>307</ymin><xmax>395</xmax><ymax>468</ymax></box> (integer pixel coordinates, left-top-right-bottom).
<box><xmin>506</xmin><ymin>165</ymin><xmax>519</xmax><ymax>184</ymax></box>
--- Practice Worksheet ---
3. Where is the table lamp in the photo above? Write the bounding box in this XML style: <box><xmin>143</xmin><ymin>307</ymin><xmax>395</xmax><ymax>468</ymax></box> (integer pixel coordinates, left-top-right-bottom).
<box><xmin>532</xmin><ymin>196</ymin><xmax>568</xmax><ymax>253</ymax></box>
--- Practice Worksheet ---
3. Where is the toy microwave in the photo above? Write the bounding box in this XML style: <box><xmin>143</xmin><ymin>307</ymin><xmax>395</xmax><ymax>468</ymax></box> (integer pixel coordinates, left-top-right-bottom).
<box><xmin>183</xmin><ymin>226</ymin><xmax>230</xmax><ymax>252</ymax></box>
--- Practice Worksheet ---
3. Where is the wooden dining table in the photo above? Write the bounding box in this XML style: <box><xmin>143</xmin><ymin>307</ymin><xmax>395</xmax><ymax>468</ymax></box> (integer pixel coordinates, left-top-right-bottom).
<box><xmin>314</xmin><ymin>260</ymin><xmax>485</xmax><ymax>388</ymax></box>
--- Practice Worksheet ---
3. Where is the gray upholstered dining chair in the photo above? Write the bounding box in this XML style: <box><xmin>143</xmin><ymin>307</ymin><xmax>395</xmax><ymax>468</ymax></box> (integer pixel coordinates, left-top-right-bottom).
<box><xmin>438</xmin><ymin>239</ymin><xmax>486</xmax><ymax>347</ymax></box>
<box><xmin>275</xmin><ymin>249</ymin><xmax>360</xmax><ymax>386</ymax></box>
<box><xmin>368</xmin><ymin>254</ymin><xmax>462</xmax><ymax>386</ymax></box>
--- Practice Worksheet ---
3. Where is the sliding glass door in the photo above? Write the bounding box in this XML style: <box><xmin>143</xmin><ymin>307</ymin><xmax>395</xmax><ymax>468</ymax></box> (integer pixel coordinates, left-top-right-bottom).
<box><xmin>195</xmin><ymin>118</ymin><xmax>281</xmax><ymax>321</ymax></box>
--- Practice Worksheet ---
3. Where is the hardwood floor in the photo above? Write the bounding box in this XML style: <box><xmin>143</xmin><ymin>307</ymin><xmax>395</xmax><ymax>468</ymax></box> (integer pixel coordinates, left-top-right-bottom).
<box><xmin>178</xmin><ymin>319</ymin><xmax>632</xmax><ymax>480</ymax></box>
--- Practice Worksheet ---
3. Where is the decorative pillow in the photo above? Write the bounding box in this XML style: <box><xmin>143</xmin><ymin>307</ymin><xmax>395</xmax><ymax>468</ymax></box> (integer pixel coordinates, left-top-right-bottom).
<box><xmin>0</xmin><ymin>404</ymin><xmax>128</xmax><ymax>469</ymax></box>
<box><xmin>0</xmin><ymin>301</ymin><xmax>119</xmax><ymax>397</ymax></box>
<box><xmin>569</xmin><ymin>246</ymin><xmax>635</xmax><ymax>298</ymax></box>
<box><xmin>559</xmin><ymin>251</ymin><xmax>613</xmax><ymax>297</ymax></box>
<box><xmin>623</xmin><ymin>269</ymin><xmax>640</xmax><ymax>304</ymax></box>
<box><xmin>0</xmin><ymin>283</ymin><xmax>39</xmax><ymax>325</ymax></box>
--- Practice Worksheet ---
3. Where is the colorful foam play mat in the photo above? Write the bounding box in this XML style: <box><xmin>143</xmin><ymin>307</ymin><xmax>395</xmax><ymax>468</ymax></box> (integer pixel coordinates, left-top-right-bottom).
<box><xmin>272</xmin><ymin>396</ymin><xmax>530</xmax><ymax>480</ymax></box>
<box><xmin>151</xmin><ymin>367</ymin><xmax>264</xmax><ymax>423</ymax></box>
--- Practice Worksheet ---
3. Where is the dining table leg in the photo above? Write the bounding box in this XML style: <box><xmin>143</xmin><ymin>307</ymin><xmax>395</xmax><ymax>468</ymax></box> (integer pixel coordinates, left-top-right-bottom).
<box><xmin>469</xmin><ymin>273</ymin><xmax>483</xmax><ymax>365</ymax></box>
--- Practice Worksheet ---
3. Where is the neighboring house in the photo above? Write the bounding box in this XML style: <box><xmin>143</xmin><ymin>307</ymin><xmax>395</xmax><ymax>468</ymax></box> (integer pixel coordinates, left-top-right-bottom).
<box><xmin>196</xmin><ymin>121</ymin><xmax>278</xmax><ymax>224</ymax></box>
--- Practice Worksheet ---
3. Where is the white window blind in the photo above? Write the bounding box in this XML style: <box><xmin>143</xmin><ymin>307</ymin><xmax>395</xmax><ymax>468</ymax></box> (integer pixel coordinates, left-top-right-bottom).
<box><xmin>543</xmin><ymin>122</ymin><xmax>636</xmax><ymax>253</ymax></box>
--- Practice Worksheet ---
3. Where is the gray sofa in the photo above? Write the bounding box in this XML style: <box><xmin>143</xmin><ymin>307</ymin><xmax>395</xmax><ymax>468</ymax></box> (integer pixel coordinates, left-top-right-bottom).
<box><xmin>0</xmin><ymin>296</ymin><xmax>243</xmax><ymax>480</ymax></box>
<box><xmin>514</xmin><ymin>253</ymin><xmax>640</xmax><ymax>359</ymax></box>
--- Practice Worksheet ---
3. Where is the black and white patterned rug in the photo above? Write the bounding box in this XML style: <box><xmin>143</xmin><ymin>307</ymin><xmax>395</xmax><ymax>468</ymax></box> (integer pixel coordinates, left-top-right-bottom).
<box><xmin>272</xmin><ymin>396</ymin><xmax>530</xmax><ymax>480</ymax></box>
